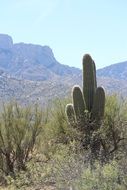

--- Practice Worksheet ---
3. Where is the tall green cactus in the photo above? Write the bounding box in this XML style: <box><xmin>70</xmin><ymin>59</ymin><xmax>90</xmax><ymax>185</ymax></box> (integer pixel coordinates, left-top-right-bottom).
<box><xmin>65</xmin><ymin>54</ymin><xmax>105</xmax><ymax>156</ymax></box>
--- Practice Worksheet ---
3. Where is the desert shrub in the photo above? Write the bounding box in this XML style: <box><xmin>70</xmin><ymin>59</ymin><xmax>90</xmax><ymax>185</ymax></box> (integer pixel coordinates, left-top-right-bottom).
<box><xmin>99</xmin><ymin>95</ymin><xmax>127</xmax><ymax>162</ymax></box>
<box><xmin>5</xmin><ymin>142</ymin><xmax>84</xmax><ymax>190</ymax></box>
<box><xmin>5</xmin><ymin>153</ymin><xmax>54</xmax><ymax>190</ymax></box>
<box><xmin>38</xmin><ymin>98</ymin><xmax>79</xmax><ymax>160</ymax></box>
<box><xmin>0</xmin><ymin>102</ymin><xmax>45</xmax><ymax>177</ymax></box>
<box><xmin>5</xmin><ymin>143</ymin><xmax>127</xmax><ymax>190</ymax></box>
<box><xmin>76</xmin><ymin>160</ymin><xmax>127</xmax><ymax>190</ymax></box>
<box><xmin>44</xmin><ymin>143</ymin><xmax>127</xmax><ymax>190</ymax></box>
<box><xmin>51</xmin><ymin>144</ymin><xmax>127</xmax><ymax>190</ymax></box>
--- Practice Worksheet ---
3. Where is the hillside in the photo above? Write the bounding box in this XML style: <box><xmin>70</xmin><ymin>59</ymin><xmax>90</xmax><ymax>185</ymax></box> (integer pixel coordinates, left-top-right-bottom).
<box><xmin>97</xmin><ymin>61</ymin><xmax>127</xmax><ymax>80</ymax></box>
<box><xmin>97</xmin><ymin>62</ymin><xmax>127</xmax><ymax>96</ymax></box>
<box><xmin>0</xmin><ymin>72</ymin><xmax>82</xmax><ymax>106</ymax></box>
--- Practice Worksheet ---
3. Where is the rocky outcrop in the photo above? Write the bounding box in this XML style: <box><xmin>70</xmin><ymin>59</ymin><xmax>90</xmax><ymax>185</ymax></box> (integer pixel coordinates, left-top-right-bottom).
<box><xmin>0</xmin><ymin>34</ymin><xmax>13</xmax><ymax>50</ymax></box>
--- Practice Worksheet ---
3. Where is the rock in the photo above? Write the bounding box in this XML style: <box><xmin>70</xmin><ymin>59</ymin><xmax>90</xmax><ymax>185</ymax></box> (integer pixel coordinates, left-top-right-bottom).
<box><xmin>0</xmin><ymin>34</ymin><xmax>13</xmax><ymax>50</ymax></box>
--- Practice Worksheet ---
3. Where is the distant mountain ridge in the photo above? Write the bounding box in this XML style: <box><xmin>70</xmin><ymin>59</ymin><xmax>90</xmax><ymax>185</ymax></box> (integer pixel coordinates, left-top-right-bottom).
<box><xmin>0</xmin><ymin>33</ymin><xmax>127</xmax><ymax>105</ymax></box>
<box><xmin>0</xmin><ymin>34</ymin><xmax>80</xmax><ymax>81</ymax></box>
<box><xmin>97</xmin><ymin>61</ymin><xmax>127</xmax><ymax>80</ymax></box>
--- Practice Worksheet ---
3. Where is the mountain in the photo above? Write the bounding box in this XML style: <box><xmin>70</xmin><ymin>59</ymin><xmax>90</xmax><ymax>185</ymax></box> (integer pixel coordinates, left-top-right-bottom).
<box><xmin>0</xmin><ymin>34</ymin><xmax>82</xmax><ymax>105</ymax></box>
<box><xmin>97</xmin><ymin>61</ymin><xmax>127</xmax><ymax>80</ymax></box>
<box><xmin>0</xmin><ymin>34</ymin><xmax>80</xmax><ymax>81</ymax></box>
<box><xmin>97</xmin><ymin>62</ymin><xmax>127</xmax><ymax>96</ymax></box>
<box><xmin>0</xmin><ymin>33</ymin><xmax>127</xmax><ymax>105</ymax></box>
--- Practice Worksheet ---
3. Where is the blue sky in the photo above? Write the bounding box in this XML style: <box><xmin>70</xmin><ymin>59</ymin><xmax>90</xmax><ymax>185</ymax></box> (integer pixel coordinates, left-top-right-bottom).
<box><xmin>0</xmin><ymin>0</ymin><xmax>127</xmax><ymax>69</ymax></box>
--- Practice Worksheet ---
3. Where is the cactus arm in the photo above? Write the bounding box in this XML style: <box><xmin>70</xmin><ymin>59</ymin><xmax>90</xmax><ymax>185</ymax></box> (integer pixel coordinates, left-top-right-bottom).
<box><xmin>65</xmin><ymin>103</ymin><xmax>76</xmax><ymax>124</ymax></box>
<box><xmin>72</xmin><ymin>85</ymin><xmax>86</xmax><ymax>121</ymax></box>
<box><xmin>92</xmin><ymin>87</ymin><xmax>105</xmax><ymax>121</ymax></box>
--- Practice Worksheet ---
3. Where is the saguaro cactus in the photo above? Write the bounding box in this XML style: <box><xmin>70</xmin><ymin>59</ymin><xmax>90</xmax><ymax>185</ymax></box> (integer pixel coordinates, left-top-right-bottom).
<box><xmin>65</xmin><ymin>54</ymin><xmax>105</xmax><ymax>156</ymax></box>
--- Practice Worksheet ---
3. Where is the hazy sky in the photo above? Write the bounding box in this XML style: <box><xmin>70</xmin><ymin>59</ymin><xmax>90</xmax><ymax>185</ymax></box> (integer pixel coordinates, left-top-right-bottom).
<box><xmin>0</xmin><ymin>0</ymin><xmax>127</xmax><ymax>69</ymax></box>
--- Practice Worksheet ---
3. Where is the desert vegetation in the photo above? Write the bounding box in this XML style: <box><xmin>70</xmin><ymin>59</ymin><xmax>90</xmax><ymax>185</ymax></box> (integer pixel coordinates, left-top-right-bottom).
<box><xmin>0</xmin><ymin>54</ymin><xmax>127</xmax><ymax>190</ymax></box>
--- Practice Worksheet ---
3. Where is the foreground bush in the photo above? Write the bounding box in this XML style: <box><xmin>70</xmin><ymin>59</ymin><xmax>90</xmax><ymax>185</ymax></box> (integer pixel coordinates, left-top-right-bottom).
<box><xmin>100</xmin><ymin>95</ymin><xmax>127</xmax><ymax>161</ymax></box>
<box><xmin>52</xmin><ymin>148</ymin><xmax>127</xmax><ymax>190</ymax></box>
<box><xmin>0</xmin><ymin>102</ymin><xmax>45</xmax><ymax>177</ymax></box>
<box><xmin>5</xmin><ymin>143</ymin><xmax>127</xmax><ymax>190</ymax></box>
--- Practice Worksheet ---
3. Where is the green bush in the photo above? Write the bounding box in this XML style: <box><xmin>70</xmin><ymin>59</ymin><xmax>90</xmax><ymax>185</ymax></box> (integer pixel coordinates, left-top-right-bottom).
<box><xmin>0</xmin><ymin>102</ymin><xmax>45</xmax><ymax>176</ymax></box>
<box><xmin>38</xmin><ymin>98</ymin><xmax>79</xmax><ymax>160</ymax></box>
<box><xmin>99</xmin><ymin>95</ymin><xmax>127</xmax><ymax>161</ymax></box>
